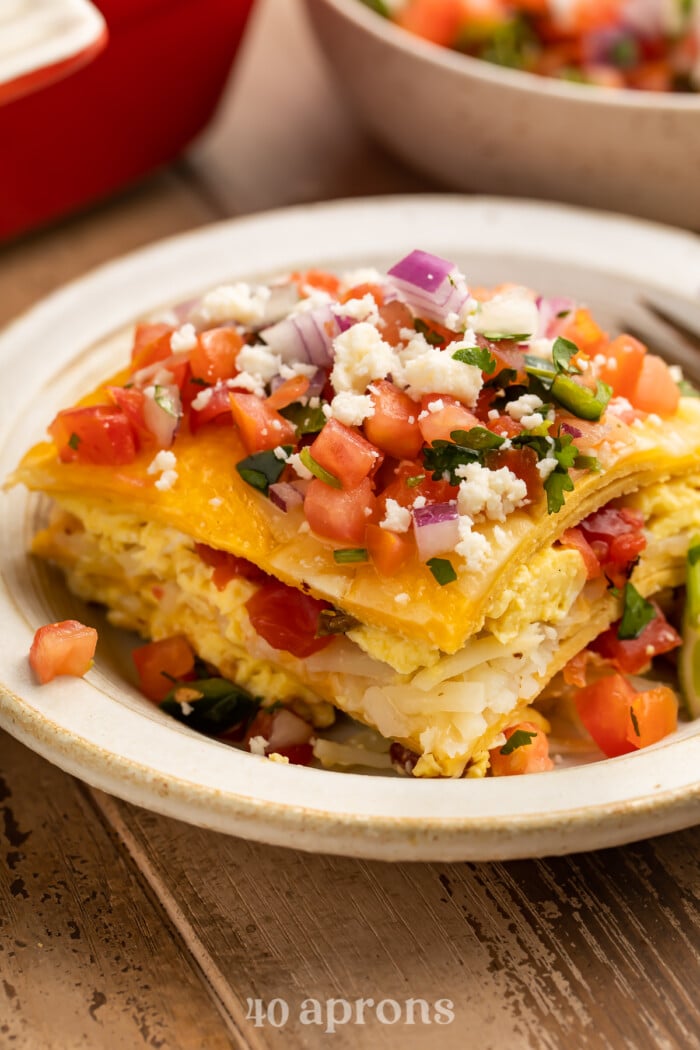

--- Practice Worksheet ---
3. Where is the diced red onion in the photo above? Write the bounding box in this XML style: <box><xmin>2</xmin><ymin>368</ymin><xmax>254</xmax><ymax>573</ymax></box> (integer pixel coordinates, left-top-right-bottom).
<box><xmin>413</xmin><ymin>502</ymin><xmax>460</xmax><ymax>561</ymax></box>
<box><xmin>269</xmin><ymin>482</ymin><xmax>304</xmax><ymax>513</ymax></box>
<box><xmin>267</xmin><ymin>709</ymin><xmax>315</xmax><ymax>749</ymax></box>
<box><xmin>536</xmin><ymin>297</ymin><xmax>576</xmax><ymax>338</ymax></box>
<box><xmin>261</xmin><ymin>305</ymin><xmax>339</xmax><ymax>368</ymax></box>
<box><xmin>561</xmin><ymin>422</ymin><xmax>583</xmax><ymax>438</ymax></box>
<box><xmin>387</xmin><ymin>250</ymin><xmax>471</xmax><ymax>326</ymax></box>
<box><xmin>143</xmin><ymin>383</ymin><xmax>182</xmax><ymax>447</ymax></box>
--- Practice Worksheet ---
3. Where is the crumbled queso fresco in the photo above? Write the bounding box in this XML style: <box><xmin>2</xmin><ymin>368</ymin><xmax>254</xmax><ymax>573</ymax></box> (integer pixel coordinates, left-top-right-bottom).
<box><xmin>103</xmin><ymin>246</ymin><xmax>689</xmax><ymax>581</ymax></box>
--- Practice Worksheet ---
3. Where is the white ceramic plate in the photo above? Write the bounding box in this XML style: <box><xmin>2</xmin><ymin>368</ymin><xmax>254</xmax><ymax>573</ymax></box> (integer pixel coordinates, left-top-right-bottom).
<box><xmin>2</xmin><ymin>196</ymin><xmax>700</xmax><ymax>862</ymax></box>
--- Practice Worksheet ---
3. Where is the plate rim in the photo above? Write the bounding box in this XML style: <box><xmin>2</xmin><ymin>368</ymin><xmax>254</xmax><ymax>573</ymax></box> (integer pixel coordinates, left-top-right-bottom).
<box><xmin>2</xmin><ymin>193</ymin><xmax>700</xmax><ymax>861</ymax></box>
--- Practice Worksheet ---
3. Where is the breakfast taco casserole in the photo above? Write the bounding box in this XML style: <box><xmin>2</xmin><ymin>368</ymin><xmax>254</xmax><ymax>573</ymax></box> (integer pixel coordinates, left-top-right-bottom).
<box><xmin>12</xmin><ymin>249</ymin><xmax>700</xmax><ymax>777</ymax></box>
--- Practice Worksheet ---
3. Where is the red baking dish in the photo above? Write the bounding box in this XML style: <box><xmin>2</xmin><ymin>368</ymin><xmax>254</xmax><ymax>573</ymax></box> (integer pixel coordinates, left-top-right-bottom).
<box><xmin>0</xmin><ymin>0</ymin><xmax>256</xmax><ymax>242</ymax></box>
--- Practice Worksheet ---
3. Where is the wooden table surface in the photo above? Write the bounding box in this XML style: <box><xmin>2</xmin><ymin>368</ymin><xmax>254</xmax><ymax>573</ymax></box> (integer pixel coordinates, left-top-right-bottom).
<box><xmin>1</xmin><ymin>2</ymin><xmax>699</xmax><ymax>1047</ymax></box>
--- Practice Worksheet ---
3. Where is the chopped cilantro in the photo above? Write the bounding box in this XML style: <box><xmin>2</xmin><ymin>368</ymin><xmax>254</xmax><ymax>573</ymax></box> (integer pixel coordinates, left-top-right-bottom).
<box><xmin>422</xmin><ymin>426</ymin><xmax>505</xmax><ymax>484</ymax></box>
<box><xmin>500</xmin><ymin>729</ymin><xmax>537</xmax><ymax>755</ymax></box>
<box><xmin>68</xmin><ymin>432</ymin><xmax>81</xmax><ymax>450</ymax></box>
<box><xmin>552</xmin><ymin>336</ymin><xmax>581</xmax><ymax>374</ymax></box>
<box><xmin>280</xmin><ymin>401</ymin><xmax>327</xmax><ymax>435</ymax></box>
<box><xmin>190</xmin><ymin>377</ymin><xmax>209</xmax><ymax>387</ymax></box>
<box><xmin>512</xmin><ymin>430</ymin><xmax>581</xmax><ymax>514</ymax></box>
<box><xmin>451</xmin><ymin>345</ymin><xmax>497</xmax><ymax>374</ymax></box>
<box><xmin>427</xmin><ymin>557</ymin><xmax>457</xmax><ymax>586</ymax></box>
<box><xmin>574</xmin><ymin>454</ymin><xmax>601</xmax><ymax>472</ymax></box>
<box><xmin>544</xmin><ymin>471</ymin><xmax>575</xmax><ymax>515</ymax></box>
<box><xmin>450</xmin><ymin>426</ymin><xmax>505</xmax><ymax>451</ymax></box>
<box><xmin>556</xmin><ymin>308</ymin><xmax>572</xmax><ymax>318</ymax></box>
<box><xmin>333</xmin><ymin>548</ymin><xmax>368</xmax><ymax>564</ymax></box>
<box><xmin>617</xmin><ymin>582</ymin><xmax>656</xmax><ymax>640</ymax></box>
<box><xmin>236</xmin><ymin>446</ymin><xmax>292</xmax><ymax>495</ymax></box>
<box><xmin>629</xmin><ymin>706</ymin><xmax>641</xmax><ymax>738</ymax></box>
<box><xmin>406</xmin><ymin>474</ymin><xmax>425</xmax><ymax>487</ymax></box>
<box><xmin>414</xmin><ymin>318</ymin><xmax>444</xmax><ymax>347</ymax></box>
<box><xmin>316</xmin><ymin>609</ymin><xmax>361</xmax><ymax>636</ymax></box>
<box><xmin>299</xmin><ymin>447</ymin><xmax>342</xmax><ymax>488</ymax></box>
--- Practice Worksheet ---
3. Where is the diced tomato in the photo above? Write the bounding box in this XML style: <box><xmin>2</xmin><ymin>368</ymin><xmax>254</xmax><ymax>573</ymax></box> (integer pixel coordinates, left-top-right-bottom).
<box><xmin>229</xmin><ymin>392</ymin><xmax>297</xmax><ymax>453</ymax></box>
<box><xmin>398</xmin><ymin>0</ymin><xmax>477</xmax><ymax>45</ymax></box>
<box><xmin>480</xmin><ymin>338</ymin><xmax>528</xmax><ymax>385</ymax></box>
<box><xmin>627</xmin><ymin>686</ymin><xmax>678</xmax><ymax>749</ymax></box>
<box><xmin>130</xmin><ymin>325</ymin><xmax>174</xmax><ymax>373</ymax></box>
<box><xmin>377</xmin><ymin>299</ymin><xmax>414</xmax><ymax>346</ymax></box>
<box><xmin>365</xmin><ymin>523</ymin><xmax>414</xmax><ymax>576</ymax></box>
<box><xmin>107</xmin><ymin>386</ymin><xmax>151</xmax><ymax>446</ymax></box>
<box><xmin>291</xmin><ymin>269</ymin><xmax>341</xmax><ymax>297</ymax></box>
<box><xmin>628</xmin><ymin>354</ymin><xmax>680</xmax><ymax>418</ymax></box>
<box><xmin>562</xmin><ymin>650</ymin><xmax>591</xmax><ymax>688</ymax></box>
<box><xmin>340</xmin><ymin>282</ymin><xmax>385</xmax><ymax>306</ymax></box>
<box><xmin>554</xmin><ymin>307</ymin><xmax>608</xmax><ymax>355</ymax></box>
<box><xmin>48</xmin><ymin>405</ymin><xmax>138</xmax><ymax>466</ymax></box>
<box><xmin>194</xmin><ymin>543</ymin><xmax>269</xmax><ymax>590</ymax></box>
<box><xmin>574</xmin><ymin>673</ymin><xmax>637</xmax><ymax>758</ymax></box>
<box><xmin>574</xmin><ymin>673</ymin><xmax>677</xmax><ymax>758</ymax></box>
<box><xmin>309</xmin><ymin>418</ymin><xmax>382</xmax><ymax>490</ymax></box>
<box><xmin>131</xmin><ymin>323</ymin><xmax>173</xmax><ymax>366</ymax></box>
<box><xmin>304</xmin><ymin>477</ymin><xmax>377</xmax><ymax>545</ymax></box>
<box><xmin>578</xmin><ymin>506</ymin><xmax>646</xmax><ymax>584</ymax></box>
<box><xmin>364</xmin><ymin>381</ymin><xmax>423</xmax><ymax>460</ymax></box>
<box><xmin>559</xmin><ymin>527</ymin><xmax>603</xmax><ymax>579</ymax></box>
<box><xmin>133</xmin><ymin>635</ymin><xmax>195</xmax><ymax>702</ymax></box>
<box><xmin>489</xmin><ymin>721</ymin><xmax>554</xmax><ymax>776</ymax></box>
<box><xmin>29</xmin><ymin>620</ymin><xmax>98</xmax><ymax>684</ymax></box>
<box><xmin>418</xmin><ymin>395</ymin><xmax>481</xmax><ymax>445</ymax></box>
<box><xmin>589</xmin><ymin>605</ymin><xmax>682</xmax><ymax>675</ymax></box>
<box><xmin>485</xmin><ymin>446</ymin><xmax>543</xmax><ymax>503</ymax></box>
<box><xmin>598</xmin><ymin>334</ymin><xmax>646</xmax><ymax>399</ymax></box>
<box><xmin>378</xmin><ymin>459</ymin><xmax>459</xmax><ymax>512</ymax></box>
<box><xmin>189</xmin><ymin>327</ymin><xmax>243</xmax><ymax>384</ymax></box>
<box><xmin>188</xmin><ymin>384</ymin><xmax>234</xmax><ymax>433</ymax></box>
<box><xmin>487</xmin><ymin>415</ymin><xmax>524</xmax><ymax>439</ymax></box>
<box><xmin>266</xmin><ymin>375</ymin><xmax>310</xmax><ymax>411</ymax></box>
<box><xmin>245</xmin><ymin>580</ymin><xmax>331</xmax><ymax>658</ymax></box>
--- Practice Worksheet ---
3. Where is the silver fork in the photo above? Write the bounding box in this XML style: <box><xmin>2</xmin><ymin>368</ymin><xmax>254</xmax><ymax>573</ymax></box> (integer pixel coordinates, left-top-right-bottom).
<box><xmin>619</xmin><ymin>292</ymin><xmax>700</xmax><ymax>385</ymax></box>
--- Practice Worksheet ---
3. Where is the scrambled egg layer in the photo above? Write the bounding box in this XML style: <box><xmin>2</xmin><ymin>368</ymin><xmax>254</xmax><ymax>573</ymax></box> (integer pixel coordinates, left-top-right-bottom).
<box><xmin>30</xmin><ymin>472</ymin><xmax>700</xmax><ymax>777</ymax></box>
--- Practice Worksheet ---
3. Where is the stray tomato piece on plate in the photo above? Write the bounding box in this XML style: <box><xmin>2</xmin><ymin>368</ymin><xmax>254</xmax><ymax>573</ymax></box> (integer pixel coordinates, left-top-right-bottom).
<box><xmin>133</xmin><ymin>635</ymin><xmax>195</xmax><ymax>702</ymax></box>
<box><xmin>29</xmin><ymin>620</ymin><xmax>98</xmax><ymax>685</ymax></box>
<box><xmin>489</xmin><ymin>721</ymin><xmax>554</xmax><ymax>776</ymax></box>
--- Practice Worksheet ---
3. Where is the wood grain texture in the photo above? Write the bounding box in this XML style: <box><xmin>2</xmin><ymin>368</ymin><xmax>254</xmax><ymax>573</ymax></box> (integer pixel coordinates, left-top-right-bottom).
<box><xmin>0</xmin><ymin>733</ymin><xmax>240</xmax><ymax>1050</ymax></box>
<box><xmin>94</xmin><ymin>791</ymin><xmax>700</xmax><ymax>1050</ymax></box>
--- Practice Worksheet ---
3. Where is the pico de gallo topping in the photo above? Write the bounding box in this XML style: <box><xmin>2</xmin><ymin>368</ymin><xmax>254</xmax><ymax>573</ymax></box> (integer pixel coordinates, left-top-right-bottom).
<box><xmin>46</xmin><ymin>248</ymin><xmax>690</xmax><ymax>586</ymax></box>
<box><xmin>363</xmin><ymin>0</ymin><xmax>700</xmax><ymax>92</ymax></box>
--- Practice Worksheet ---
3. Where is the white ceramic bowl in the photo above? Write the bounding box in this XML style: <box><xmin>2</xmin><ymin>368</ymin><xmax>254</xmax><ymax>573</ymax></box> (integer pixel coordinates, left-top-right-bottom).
<box><xmin>304</xmin><ymin>0</ymin><xmax>700</xmax><ymax>230</ymax></box>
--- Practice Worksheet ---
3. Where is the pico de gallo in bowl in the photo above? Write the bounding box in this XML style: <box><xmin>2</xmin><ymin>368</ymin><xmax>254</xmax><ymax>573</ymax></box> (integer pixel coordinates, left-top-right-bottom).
<box><xmin>362</xmin><ymin>0</ymin><xmax>700</xmax><ymax>90</ymax></box>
